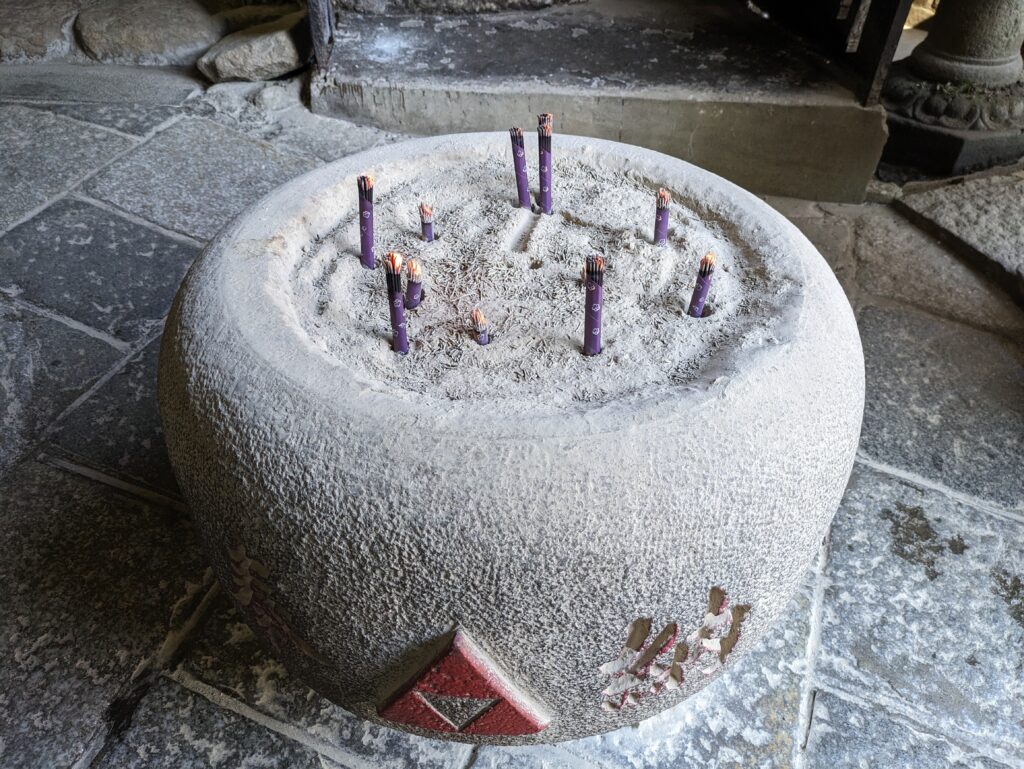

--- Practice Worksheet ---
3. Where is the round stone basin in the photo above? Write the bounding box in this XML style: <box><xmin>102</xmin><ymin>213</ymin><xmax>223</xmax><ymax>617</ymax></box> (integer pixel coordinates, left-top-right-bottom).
<box><xmin>158</xmin><ymin>133</ymin><xmax>864</xmax><ymax>745</ymax></box>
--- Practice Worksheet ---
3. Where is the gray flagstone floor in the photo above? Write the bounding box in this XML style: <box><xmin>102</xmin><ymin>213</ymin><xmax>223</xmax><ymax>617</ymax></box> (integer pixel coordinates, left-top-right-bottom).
<box><xmin>1</xmin><ymin>63</ymin><xmax>1022</xmax><ymax>769</ymax></box>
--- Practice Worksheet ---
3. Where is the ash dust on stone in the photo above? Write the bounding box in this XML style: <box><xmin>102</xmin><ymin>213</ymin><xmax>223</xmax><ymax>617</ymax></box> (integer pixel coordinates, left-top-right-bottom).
<box><xmin>880</xmin><ymin>502</ymin><xmax>968</xmax><ymax>581</ymax></box>
<box><xmin>991</xmin><ymin>568</ymin><xmax>1024</xmax><ymax>628</ymax></box>
<box><xmin>290</xmin><ymin>150</ymin><xmax>792</xmax><ymax>409</ymax></box>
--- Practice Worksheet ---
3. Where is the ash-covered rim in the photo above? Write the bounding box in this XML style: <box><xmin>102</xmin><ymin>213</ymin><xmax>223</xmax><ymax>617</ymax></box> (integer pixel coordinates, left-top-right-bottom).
<box><xmin>212</xmin><ymin>133</ymin><xmax>810</xmax><ymax>438</ymax></box>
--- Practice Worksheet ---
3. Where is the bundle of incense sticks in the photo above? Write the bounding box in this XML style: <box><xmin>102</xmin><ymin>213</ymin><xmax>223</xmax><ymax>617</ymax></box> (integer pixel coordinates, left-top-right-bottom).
<box><xmin>509</xmin><ymin>127</ymin><xmax>531</xmax><ymax>209</ymax></box>
<box><xmin>537</xmin><ymin>113</ymin><xmax>553</xmax><ymax>215</ymax></box>
<box><xmin>384</xmin><ymin>252</ymin><xmax>408</xmax><ymax>354</ymax></box>
<box><xmin>405</xmin><ymin>258</ymin><xmax>423</xmax><ymax>309</ymax></box>
<box><xmin>470</xmin><ymin>308</ymin><xmax>489</xmax><ymax>346</ymax></box>
<box><xmin>583</xmin><ymin>254</ymin><xmax>605</xmax><ymax>356</ymax></box>
<box><xmin>688</xmin><ymin>251</ymin><xmax>716</xmax><ymax>318</ymax></box>
<box><xmin>654</xmin><ymin>188</ymin><xmax>671</xmax><ymax>246</ymax></box>
<box><xmin>357</xmin><ymin>175</ymin><xmax>375</xmax><ymax>269</ymax></box>
<box><xmin>419</xmin><ymin>203</ymin><xmax>435</xmax><ymax>242</ymax></box>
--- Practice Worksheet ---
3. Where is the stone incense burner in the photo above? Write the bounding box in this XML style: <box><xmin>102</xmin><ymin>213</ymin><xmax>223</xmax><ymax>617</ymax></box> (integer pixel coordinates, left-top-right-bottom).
<box><xmin>158</xmin><ymin>133</ymin><xmax>864</xmax><ymax>744</ymax></box>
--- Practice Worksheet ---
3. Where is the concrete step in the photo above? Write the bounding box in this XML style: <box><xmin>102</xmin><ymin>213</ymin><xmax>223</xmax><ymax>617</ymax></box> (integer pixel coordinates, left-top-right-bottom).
<box><xmin>311</xmin><ymin>0</ymin><xmax>888</xmax><ymax>201</ymax></box>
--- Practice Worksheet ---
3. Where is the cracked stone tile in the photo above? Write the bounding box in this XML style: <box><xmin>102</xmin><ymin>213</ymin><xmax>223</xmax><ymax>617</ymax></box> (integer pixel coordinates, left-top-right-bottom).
<box><xmin>0</xmin><ymin>461</ymin><xmax>205</xmax><ymax>769</ymax></box>
<box><xmin>92</xmin><ymin>678</ymin><xmax>325</xmax><ymax>769</ymax></box>
<box><xmin>41</xmin><ymin>102</ymin><xmax>181</xmax><ymax>136</ymax></box>
<box><xmin>818</xmin><ymin>465</ymin><xmax>1024</xmax><ymax>765</ymax></box>
<box><xmin>853</xmin><ymin>207</ymin><xmax>1024</xmax><ymax>336</ymax></box>
<box><xmin>87</xmin><ymin>117</ymin><xmax>316</xmax><ymax>240</ymax></box>
<box><xmin>0</xmin><ymin>105</ymin><xmax>135</xmax><ymax>231</ymax></box>
<box><xmin>0</xmin><ymin>198</ymin><xmax>198</xmax><ymax>342</ymax></box>
<box><xmin>473</xmin><ymin>582</ymin><xmax>812</xmax><ymax>768</ymax></box>
<box><xmin>47</xmin><ymin>337</ymin><xmax>178</xmax><ymax>496</ymax></box>
<box><xmin>0</xmin><ymin>298</ymin><xmax>123</xmax><ymax>475</ymax></box>
<box><xmin>803</xmin><ymin>691</ymin><xmax>1010</xmax><ymax>769</ymax></box>
<box><xmin>858</xmin><ymin>303</ymin><xmax>1024</xmax><ymax>510</ymax></box>
<box><xmin>177</xmin><ymin>593</ymin><xmax>474</xmax><ymax>769</ymax></box>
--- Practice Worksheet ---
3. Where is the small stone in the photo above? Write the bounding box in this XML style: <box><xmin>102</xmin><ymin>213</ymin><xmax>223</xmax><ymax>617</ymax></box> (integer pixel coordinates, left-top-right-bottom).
<box><xmin>198</xmin><ymin>11</ymin><xmax>311</xmax><ymax>83</ymax></box>
<box><xmin>216</xmin><ymin>3</ymin><xmax>301</xmax><ymax>34</ymax></box>
<box><xmin>0</xmin><ymin>0</ymin><xmax>78</xmax><ymax>61</ymax></box>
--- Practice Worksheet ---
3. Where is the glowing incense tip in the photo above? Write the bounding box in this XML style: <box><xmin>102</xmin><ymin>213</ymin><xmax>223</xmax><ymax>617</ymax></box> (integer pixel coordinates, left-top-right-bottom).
<box><xmin>357</xmin><ymin>174</ymin><xmax>374</xmax><ymax>197</ymax></box>
<box><xmin>699</xmin><ymin>251</ymin><xmax>717</xmax><ymax>275</ymax></box>
<box><xmin>509</xmin><ymin>126</ymin><xmax>524</xmax><ymax>144</ymax></box>
<box><xmin>384</xmin><ymin>251</ymin><xmax>404</xmax><ymax>275</ymax></box>
<box><xmin>537</xmin><ymin>112</ymin><xmax>553</xmax><ymax>128</ymax></box>
<box><xmin>419</xmin><ymin>203</ymin><xmax>434</xmax><ymax>223</ymax></box>
<box><xmin>688</xmin><ymin>251</ymin><xmax>717</xmax><ymax>318</ymax></box>
<box><xmin>406</xmin><ymin>258</ymin><xmax>422</xmax><ymax>283</ymax></box>
<box><xmin>538</xmin><ymin>123</ymin><xmax>552</xmax><ymax>138</ymax></box>
<box><xmin>471</xmin><ymin>307</ymin><xmax>490</xmax><ymax>345</ymax></box>
<box><xmin>585</xmin><ymin>254</ymin><xmax>606</xmax><ymax>280</ymax></box>
<box><xmin>657</xmin><ymin>188</ymin><xmax>671</xmax><ymax>209</ymax></box>
<box><xmin>383</xmin><ymin>251</ymin><xmax>408</xmax><ymax>354</ymax></box>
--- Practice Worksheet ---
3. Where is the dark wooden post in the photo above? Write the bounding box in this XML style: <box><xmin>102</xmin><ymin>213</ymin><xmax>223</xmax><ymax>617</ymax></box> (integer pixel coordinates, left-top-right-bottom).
<box><xmin>307</xmin><ymin>0</ymin><xmax>334</xmax><ymax>71</ymax></box>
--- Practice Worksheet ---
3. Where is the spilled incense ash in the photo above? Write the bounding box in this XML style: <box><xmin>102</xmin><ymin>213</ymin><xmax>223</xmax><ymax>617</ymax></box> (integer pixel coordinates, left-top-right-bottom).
<box><xmin>357</xmin><ymin>174</ymin><xmax>375</xmax><ymax>269</ymax></box>
<box><xmin>405</xmin><ymin>258</ymin><xmax>423</xmax><ymax>309</ymax></box>
<box><xmin>384</xmin><ymin>251</ymin><xmax>408</xmax><ymax>354</ymax></box>
<box><xmin>688</xmin><ymin>252</ymin><xmax>716</xmax><ymax>318</ymax></box>
<box><xmin>537</xmin><ymin>113</ymin><xmax>553</xmax><ymax>215</ymax></box>
<box><xmin>582</xmin><ymin>254</ymin><xmax>604</xmax><ymax>356</ymax></box>
<box><xmin>509</xmin><ymin>127</ymin><xmax>531</xmax><ymax>209</ymax></box>
<box><xmin>419</xmin><ymin>203</ymin><xmax>435</xmax><ymax>242</ymax></box>
<box><xmin>654</xmin><ymin>188</ymin><xmax>671</xmax><ymax>246</ymax></box>
<box><xmin>470</xmin><ymin>307</ymin><xmax>490</xmax><ymax>346</ymax></box>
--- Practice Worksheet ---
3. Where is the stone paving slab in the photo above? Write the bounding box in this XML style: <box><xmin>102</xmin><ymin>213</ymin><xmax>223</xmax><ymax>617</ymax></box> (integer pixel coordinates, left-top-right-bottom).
<box><xmin>0</xmin><ymin>63</ymin><xmax>202</xmax><ymax>105</ymax></box>
<box><xmin>0</xmin><ymin>0</ymin><xmax>79</xmax><ymax>62</ymax></box>
<box><xmin>0</xmin><ymin>461</ymin><xmax>205</xmax><ymax>769</ymax></box>
<box><xmin>817</xmin><ymin>465</ymin><xmax>1024</xmax><ymax>765</ymax></box>
<box><xmin>41</xmin><ymin>102</ymin><xmax>181</xmax><ymax>136</ymax></box>
<box><xmin>92</xmin><ymin>678</ymin><xmax>326</xmax><ymax>769</ymax></box>
<box><xmin>88</xmin><ymin>117</ymin><xmax>316</xmax><ymax>240</ymax></box>
<box><xmin>177</xmin><ymin>594</ymin><xmax>474</xmax><ymax>769</ymax></box>
<box><xmin>804</xmin><ymin>691</ymin><xmax>1009</xmax><ymax>769</ymax></box>
<box><xmin>0</xmin><ymin>298</ymin><xmax>123</xmax><ymax>475</ymax></box>
<box><xmin>0</xmin><ymin>198</ymin><xmax>198</xmax><ymax>342</ymax></box>
<box><xmin>857</xmin><ymin>303</ymin><xmax>1024</xmax><ymax>510</ymax></box>
<box><xmin>789</xmin><ymin>212</ymin><xmax>857</xmax><ymax>298</ymax></box>
<box><xmin>901</xmin><ymin>173</ymin><xmax>1024</xmax><ymax>302</ymax></box>
<box><xmin>47</xmin><ymin>337</ymin><xmax>179</xmax><ymax>496</ymax></box>
<box><xmin>0</xmin><ymin>105</ymin><xmax>135</xmax><ymax>232</ymax></box>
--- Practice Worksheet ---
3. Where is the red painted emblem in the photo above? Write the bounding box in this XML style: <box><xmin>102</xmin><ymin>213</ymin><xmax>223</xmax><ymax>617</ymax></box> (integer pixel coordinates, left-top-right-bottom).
<box><xmin>378</xmin><ymin>629</ymin><xmax>549</xmax><ymax>736</ymax></box>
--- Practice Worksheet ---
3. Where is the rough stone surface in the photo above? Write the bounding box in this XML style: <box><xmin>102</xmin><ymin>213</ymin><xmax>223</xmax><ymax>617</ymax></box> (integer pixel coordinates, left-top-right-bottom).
<box><xmin>0</xmin><ymin>198</ymin><xmax>199</xmax><ymax>342</ymax></box>
<box><xmin>0</xmin><ymin>298</ymin><xmax>123</xmax><ymax>475</ymax></box>
<box><xmin>858</xmin><ymin>304</ymin><xmax>1024</xmax><ymax>510</ymax></box>
<box><xmin>0</xmin><ymin>64</ymin><xmax>202</xmax><ymax>105</ymax></box>
<box><xmin>75</xmin><ymin>0</ymin><xmax>225</xmax><ymax>66</ymax></box>
<box><xmin>790</xmin><ymin>213</ymin><xmax>857</xmax><ymax>297</ymax></box>
<box><xmin>158</xmin><ymin>134</ymin><xmax>864</xmax><ymax>743</ymax></box>
<box><xmin>0</xmin><ymin>461</ymin><xmax>204</xmax><ymax>768</ymax></box>
<box><xmin>88</xmin><ymin>117</ymin><xmax>315</xmax><ymax>239</ymax></box>
<box><xmin>901</xmin><ymin>173</ymin><xmax>1024</xmax><ymax>297</ymax></box>
<box><xmin>0</xmin><ymin>105</ymin><xmax>134</xmax><ymax>231</ymax></box>
<box><xmin>0</xmin><ymin>0</ymin><xmax>79</xmax><ymax>62</ymax></box>
<box><xmin>198</xmin><ymin>10</ymin><xmax>310</xmax><ymax>83</ymax></box>
<box><xmin>92</xmin><ymin>678</ymin><xmax>326</xmax><ymax>769</ymax></box>
<box><xmin>804</xmin><ymin>691</ymin><xmax>1009</xmax><ymax>769</ymax></box>
<box><xmin>335</xmin><ymin>0</ymin><xmax>579</xmax><ymax>12</ymax></box>
<box><xmin>179</xmin><ymin>595</ymin><xmax>474</xmax><ymax>768</ymax></box>
<box><xmin>819</xmin><ymin>465</ymin><xmax>1024</xmax><ymax>765</ymax></box>
<box><xmin>41</xmin><ymin>102</ymin><xmax>180</xmax><ymax>136</ymax></box>
<box><xmin>48</xmin><ymin>339</ymin><xmax>179</xmax><ymax>496</ymax></box>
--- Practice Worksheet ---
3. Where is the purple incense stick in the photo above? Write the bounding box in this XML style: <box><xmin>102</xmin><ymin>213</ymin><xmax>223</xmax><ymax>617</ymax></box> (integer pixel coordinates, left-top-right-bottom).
<box><xmin>357</xmin><ymin>174</ymin><xmax>375</xmax><ymax>269</ymax></box>
<box><xmin>688</xmin><ymin>252</ymin><xmax>716</xmax><ymax>318</ymax></box>
<box><xmin>471</xmin><ymin>308</ymin><xmax>490</xmax><ymax>346</ymax></box>
<box><xmin>384</xmin><ymin>252</ymin><xmax>408</xmax><ymax>354</ymax></box>
<box><xmin>583</xmin><ymin>254</ymin><xmax>605</xmax><ymax>356</ymax></box>
<box><xmin>419</xmin><ymin>203</ymin><xmax>435</xmax><ymax>242</ymax></box>
<box><xmin>654</xmin><ymin>188</ymin><xmax>671</xmax><ymax>246</ymax></box>
<box><xmin>509</xmin><ymin>127</ymin><xmax>530</xmax><ymax>209</ymax></box>
<box><xmin>537</xmin><ymin>113</ymin><xmax>553</xmax><ymax>215</ymax></box>
<box><xmin>405</xmin><ymin>258</ymin><xmax>423</xmax><ymax>309</ymax></box>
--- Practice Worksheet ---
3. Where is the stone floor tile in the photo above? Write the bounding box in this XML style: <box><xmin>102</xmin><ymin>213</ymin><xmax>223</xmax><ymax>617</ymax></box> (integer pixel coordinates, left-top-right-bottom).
<box><xmin>901</xmin><ymin>173</ymin><xmax>1024</xmax><ymax>296</ymax></box>
<box><xmin>47</xmin><ymin>337</ymin><xmax>178</xmax><ymax>496</ymax></box>
<box><xmin>0</xmin><ymin>105</ymin><xmax>135</xmax><ymax>231</ymax></box>
<box><xmin>858</xmin><ymin>303</ymin><xmax>1024</xmax><ymax>510</ymax></box>
<box><xmin>804</xmin><ymin>691</ymin><xmax>1010</xmax><ymax>769</ymax></box>
<box><xmin>0</xmin><ymin>461</ymin><xmax>205</xmax><ymax>769</ymax></box>
<box><xmin>42</xmin><ymin>102</ymin><xmax>180</xmax><ymax>136</ymax></box>
<box><xmin>547</xmin><ymin>582</ymin><xmax>812</xmax><ymax>769</ymax></box>
<box><xmin>0</xmin><ymin>198</ymin><xmax>198</xmax><ymax>342</ymax></box>
<box><xmin>92</xmin><ymin>678</ymin><xmax>325</xmax><ymax>769</ymax></box>
<box><xmin>0</xmin><ymin>63</ymin><xmax>202</xmax><ymax>105</ymax></box>
<box><xmin>762</xmin><ymin>196</ymin><xmax>824</xmax><ymax>220</ymax></box>
<box><xmin>853</xmin><ymin>207</ymin><xmax>1024</xmax><ymax>335</ymax></box>
<box><xmin>87</xmin><ymin>117</ymin><xmax>316</xmax><ymax>239</ymax></box>
<box><xmin>0</xmin><ymin>298</ymin><xmax>123</xmax><ymax>475</ymax></box>
<box><xmin>817</xmin><ymin>465</ymin><xmax>1024</xmax><ymax>764</ymax></box>
<box><xmin>178</xmin><ymin>594</ymin><xmax>474</xmax><ymax>769</ymax></box>
<box><xmin>790</xmin><ymin>213</ymin><xmax>857</xmax><ymax>297</ymax></box>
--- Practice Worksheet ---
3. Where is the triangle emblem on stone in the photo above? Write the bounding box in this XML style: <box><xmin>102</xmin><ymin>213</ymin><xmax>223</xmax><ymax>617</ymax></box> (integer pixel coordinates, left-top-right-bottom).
<box><xmin>377</xmin><ymin>629</ymin><xmax>550</xmax><ymax>736</ymax></box>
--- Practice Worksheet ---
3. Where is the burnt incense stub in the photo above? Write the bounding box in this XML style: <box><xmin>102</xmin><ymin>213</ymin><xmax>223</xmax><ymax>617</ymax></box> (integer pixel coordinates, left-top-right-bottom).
<box><xmin>158</xmin><ymin>133</ymin><xmax>865</xmax><ymax>744</ymax></box>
